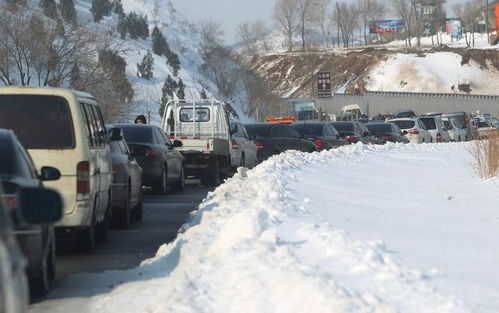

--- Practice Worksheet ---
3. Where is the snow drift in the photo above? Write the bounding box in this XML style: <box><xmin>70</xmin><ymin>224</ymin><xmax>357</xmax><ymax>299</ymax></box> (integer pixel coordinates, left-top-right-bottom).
<box><xmin>33</xmin><ymin>143</ymin><xmax>499</xmax><ymax>313</ymax></box>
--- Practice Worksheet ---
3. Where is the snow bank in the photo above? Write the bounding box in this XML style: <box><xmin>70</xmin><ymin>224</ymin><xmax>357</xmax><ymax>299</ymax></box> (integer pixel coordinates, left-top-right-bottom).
<box><xmin>33</xmin><ymin>143</ymin><xmax>499</xmax><ymax>313</ymax></box>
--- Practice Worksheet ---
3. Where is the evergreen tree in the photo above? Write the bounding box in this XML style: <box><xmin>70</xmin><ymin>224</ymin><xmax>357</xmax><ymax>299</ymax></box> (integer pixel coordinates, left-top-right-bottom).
<box><xmin>136</xmin><ymin>50</ymin><xmax>154</xmax><ymax>80</ymax></box>
<box><xmin>70</xmin><ymin>63</ymin><xmax>82</xmax><ymax>89</ymax></box>
<box><xmin>6</xmin><ymin>0</ymin><xmax>27</xmax><ymax>9</ymax></box>
<box><xmin>40</xmin><ymin>0</ymin><xmax>58</xmax><ymax>19</ymax></box>
<box><xmin>60</xmin><ymin>0</ymin><xmax>77</xmax><ymax>24</ymax></box>
<box><xmin>90</xmin><ymin>0</ymin><xmax>113</xmax><ymax>23</ymax></box>
<box><xmin>113</xmin><ymin>0</ymin><xmax>124</xmax><ymax>15</ymax></box>
<box><xmin>160</xmin><ymin>75</ymin><xmax>178</xmax><ymax>116</ymax></box>
<box><xmin>151</xmin><ymin>26</ymin><xmax>171</xmax><ymax>56</ymax></box>
<box><xmin>117</xmin><ymin>13</ymin><xmax>127</xmax><ymax>38</ymax></box>
<box><xmin>200</xmin><ymin>89</ymin><xmax>208</xmax><ymax>99</ymax></box>
<box><xmin>98</xmin><ymin>49</ymin><xmax>134</xmax><ymax>103</ymax></box>
<box><xmin>167</xmin><ymin>53</ymin><xmax>181</xmax><ymax>77</ymax></box>
<box><xmin>177</xmin><ymin>79</ymin><xmax>185</xmax><ymax>100</ymax></box>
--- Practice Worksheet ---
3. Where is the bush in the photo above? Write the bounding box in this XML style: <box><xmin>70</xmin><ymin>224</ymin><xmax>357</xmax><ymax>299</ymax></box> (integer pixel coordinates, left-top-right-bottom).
<box><xmin>472</xmin><ymin>130</ymin><xmax>499</xmax><ymax>178</ymax></box>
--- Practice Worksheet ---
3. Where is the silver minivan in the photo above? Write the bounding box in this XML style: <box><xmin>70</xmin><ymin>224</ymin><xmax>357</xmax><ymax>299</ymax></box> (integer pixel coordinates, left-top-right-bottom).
<box><xmin>0</xmin><ymin>87</ymin><xmax>112</xmax><ymax>252</ymax></box>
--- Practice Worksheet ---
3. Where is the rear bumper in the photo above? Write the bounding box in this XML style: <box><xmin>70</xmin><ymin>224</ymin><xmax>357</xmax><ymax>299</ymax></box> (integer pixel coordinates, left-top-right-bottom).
<box><xmin>56</xmin><ymin>197</ymin><xmax>93</xmax><ymax>229</ymax></box>
<box><xmin>136</xmin><ymin>157</ymin><xmax>162</xmax><ymax>185</ymax></box>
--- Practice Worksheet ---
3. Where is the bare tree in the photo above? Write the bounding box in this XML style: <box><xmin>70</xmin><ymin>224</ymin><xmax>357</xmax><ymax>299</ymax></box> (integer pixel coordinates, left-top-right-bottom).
<box><xmin>274</xmin><ymin>0</ymin><xmax>299</xmax><ymax>51</ymax></box>
<box><xmin>237</xmin><ymin>20</ymin><xmax>271</xmax><ymax>55</ymax></box>
<box><xmin>390</xmin><ymin>0</ymin><xmax>414</xmax><ymax>47</ymax></box>
<box><xmin>297</xmin><ymin>0</ymin><xmax>314</xmax><ymax>50</ymax></box>
<box><xmin>309</xmin><ymin>0</ymin><xmax>333</xmax><ymax>48</ymax></box>
<box><xmin>334</xmin><ymin>1</ymin><xmax>359</xmax><ymax>48</ymax></box>
<box><xmin>358</xmin><ymin>0</ymin><xmax>386</xmax><ymax>45</ymax></box>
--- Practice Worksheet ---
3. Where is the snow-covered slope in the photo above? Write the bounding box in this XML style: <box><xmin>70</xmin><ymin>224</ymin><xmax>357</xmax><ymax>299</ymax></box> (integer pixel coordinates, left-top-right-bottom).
<box><xmin>32</xmin><ymin>143</ymin><xmax>499</xmax><ymax>313</ymax></box>
<box><xmin>74</xmin><ymin>0</ymin><xmax>218</xmax><ymax>124</ymax></box>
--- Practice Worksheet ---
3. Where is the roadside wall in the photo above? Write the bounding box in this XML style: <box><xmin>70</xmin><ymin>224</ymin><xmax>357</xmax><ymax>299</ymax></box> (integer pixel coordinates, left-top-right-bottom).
<box><xmin>314</xmin><ymin>91</ymin><xmax>499</xmax><ymax>116</ymax></box>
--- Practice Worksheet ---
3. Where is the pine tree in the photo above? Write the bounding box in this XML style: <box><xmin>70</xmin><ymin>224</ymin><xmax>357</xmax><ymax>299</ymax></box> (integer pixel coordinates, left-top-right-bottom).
<box><xmin>113</xmin><ymin>0</ymin><xmax>124</xmax><ymax>15</ymax></box>
<box><xmin>90</xmin><ymin>0</ymin><xmax>113</xmax><ymax>23</ymax></box>
<box><xmin>200</xmin><ymin>89</ymin><xmax>208</xmax><ymax>99</ymax></box>
<box><xmin>40</xmin><ymin>0</ymin><xmax>58</xmax><ymax>19</ymax></box>
<box><xmin>136</xmin><ymin>50</ymin><xmax>154</xmax><ymax>80</ymax></box>
<box><xmin>160</xmin><ymin>75</ymin><xmax>178</xmax><ymax>116</ymax></box>
<box><xmin>117</xmin><ymin>13</ymin><xmax>127</xmax><ymax>38</ymax></box>
<box><xmin>177</xmin><ymin>79</ymin><xmax>185</xmax><ymax>100</ymax></box>
<box><xmin>151</xmin><ymin>26</ymin><xmax>171</xmax><ymax>56</ymax></box>
<box><xmin>6</xmin><ymin>0</ymin><xmax>27</xmax><ymax>9</ymax></box>
<box><xmin>60</xmin><ymin>0</ymin><xmax>77</xmax><ymax>24</ymax></box>
<box><xmin>167</xmin><ymin>53</ymin><xmax>181</xmax><ymax>77</ymax></box>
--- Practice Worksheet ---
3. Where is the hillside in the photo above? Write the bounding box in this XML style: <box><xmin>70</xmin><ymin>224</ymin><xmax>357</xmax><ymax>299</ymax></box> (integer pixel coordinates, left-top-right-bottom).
<box><xmin>247</xmin><ymin>47</ymin><xmax>499</xmax><ymax>99</ymax></box>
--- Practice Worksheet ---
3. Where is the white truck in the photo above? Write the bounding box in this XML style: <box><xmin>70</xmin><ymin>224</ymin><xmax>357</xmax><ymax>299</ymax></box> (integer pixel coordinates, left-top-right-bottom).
<box><xmin>161</xmin><ymin>99</ymin><xmax>232</xmax><ymax>186</ymax></box>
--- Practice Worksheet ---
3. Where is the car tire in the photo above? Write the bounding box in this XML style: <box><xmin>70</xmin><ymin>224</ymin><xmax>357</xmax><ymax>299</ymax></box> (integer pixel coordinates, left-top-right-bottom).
<box><xmin>171</xmin><ymin>165</ymin><xmax>185</xmax><ymax>192</ymax></box>
<box><xmin>153</xmin><ymin>167</ymin><xmax>168</xmax><ymax>195</ymax></box>
<box><xmin>76</xmin><ymin>218</ymin><xmax>95</xmax><ymax>253</ymax></box>
<box><xmin>202</xmin><ymin>158</ymin><xmax>220</xmax><ymax>187</ymax></box>
<box><xmin>133</xmin><ymin>189</ymin><xmax>143</xmax><ymax>222</ymax></box>
<box><xmin>116</xmin><ymin>185</ymin><xmax>131</xmax><ymax>229</ymax></box>
<box><xmin>95</xmin><ymin>203</ymin><xmax>110</xmax><ymax>242</ymax></box>
<box><xmin>30</xmin><ymin>253</ymin><xmax>50</xmax><ymax>298</ymax></box>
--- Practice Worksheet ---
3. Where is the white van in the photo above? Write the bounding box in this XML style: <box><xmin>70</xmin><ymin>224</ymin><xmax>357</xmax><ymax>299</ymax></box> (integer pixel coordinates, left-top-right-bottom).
<box><xmin>0</xmin><ymin>87</ymin><xmax>112</xmax><ymax>251</ymax></box>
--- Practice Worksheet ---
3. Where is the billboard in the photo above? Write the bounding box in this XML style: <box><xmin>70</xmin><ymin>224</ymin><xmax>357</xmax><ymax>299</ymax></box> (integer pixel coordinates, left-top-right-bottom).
<box><xmin>445</xmin><ymin>19</ymin><xmax>463</xmax><ymax>39</ymax></box>
<box><xmin>368</xmin><ymin>19</ymin><xmax>405</xmax><ymax>34</ymax></box>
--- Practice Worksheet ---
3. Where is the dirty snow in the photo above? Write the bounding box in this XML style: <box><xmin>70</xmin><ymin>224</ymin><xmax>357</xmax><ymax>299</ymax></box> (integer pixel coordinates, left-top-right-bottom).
<box><xmin>366</xmin><ymin>52</ymin><xmax>499</xmax><ymax>95</ymax></box>
<box><xmin>32</xmin><ymin>143</ymin><xmax>499</xmax><ymax>313</ymax></box>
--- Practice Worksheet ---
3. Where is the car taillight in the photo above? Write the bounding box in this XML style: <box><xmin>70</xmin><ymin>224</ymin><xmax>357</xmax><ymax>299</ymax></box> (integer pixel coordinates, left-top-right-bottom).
<box><xmin>345</xmin><ymin>136</ymin><xmax>358</xmax><ymax>142</ymax></box>
<box><xmin>436</xmin><ymin>132</ymin><xmax>442</xmax><ymax>142</ymax></box>
<box><xmin>254</xmin><ymin>140</ymin><xmax>264</xmax><ymax>150</ymax></box>
<box><xmin>231</xmin><ymin>139</ymin><xmax>239</xmax><ymax>149</ymax></box>
<box><xmin>145</xmin><ymin>148</ymin><xmax>158</xmax><ymax>157</ymax></box>
<box><xmin>77</xmin><ymin>161</ymin><xmax>90</xmax><ymax>194</ymax></box>
<box><xmin>381</xmin><ymin>135</ymin><xmax>394</xmax><ymax>141</ymax></box>
<box><xmin>408</xmin><ymin>129</ymin><xmax>419</xmax><ymax>135</ymax></box>
<box><xmin>313</xmin><ymin>138</ymin><xmax>324</xmax><ymax>150</ymax></box>
<box><xmin>1</xmin><ymin>194</ymin><xmax>17</xmax><ymax>210</ymax></box>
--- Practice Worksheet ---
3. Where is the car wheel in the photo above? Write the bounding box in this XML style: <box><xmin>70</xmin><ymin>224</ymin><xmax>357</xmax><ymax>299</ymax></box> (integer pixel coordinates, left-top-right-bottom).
<box><xmin>30</xmin><ymin>253</ymin><xmax>50</xmax><ymax>297</ymax></box>
<box><xmin>75</xmin><ymin>209</ymin><xmax>96</xmax><ymax>253</ymax></box>
<box><xmin>95</xmin><ymin>200</ymin><xmax>110</xmax><ymax>242</ymax></box>
<box><xmin>116</xmin><ymin>185</ymin><xmax>131</xmax><ymax>229</ymax></box>
<box><xmin>133</xmin><ymin>189</ymin><xmax>143</xmax><ymax>222</ymax></box>
<box><xmin>153</xmin><ymin>167</ymin><xmax>168</xmax><ymax>195</ymax></box>
<box><xmin>202</xmin><ymin>158</ymin><xmax>220</xmax><ymax>187</ymax></box>
<box><xmin>171</xmin><ymin>165</ymin><xmax>185</xmax><ymax>192</ymax></box>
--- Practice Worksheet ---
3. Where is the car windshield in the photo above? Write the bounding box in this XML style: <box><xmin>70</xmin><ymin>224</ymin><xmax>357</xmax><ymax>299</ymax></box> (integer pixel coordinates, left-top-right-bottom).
<box><xmin>366</xmin><ymin>124</ymin><xmax>391</xmax><ymax>134</ymax></box>
<box><xmin>391</xmin><ymin>120</ymin><xmax>415</xmax><ymax>129</ymax></box>
<box><xmin>292</xmin><ymin>124</ymin><xmax>323</xmax><ymax>137</ymax></box>
<box><xmin>331</xmin><ymin>123</ymin><xmax>354</xmax><ymax>132</ymax></box>
<box><xmin>120</xmin><ymin>127</ymin><xmax>154</xmax><ymax>143</ymax></box>
<box><xmin>478</xmin><ymin>121</ymin><xmax>490</xmax><ymax>128</ymax></box>
<box><xmin>0</xmin><ymin>95</ymin><xmax>74</xmax><ymax>149</ymax></box>
<box><xmin>420</xmin><ymin>118</ymin><xmax>437</xmax><ymax>130</ymax></box>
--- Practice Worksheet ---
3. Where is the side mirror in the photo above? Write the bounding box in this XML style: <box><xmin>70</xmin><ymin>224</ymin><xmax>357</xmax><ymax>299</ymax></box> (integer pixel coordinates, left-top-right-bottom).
<box><xmin>172</xmin><ymin>140</ymin><xmax>183</xmax><ymax>148</ymax></box>
<box><xmin>39</xmin><ymin>166</ymin><xmax>61</xmax><ymax>181</ymax></box>
<box><xmin>230</xmin><ymin>124</ymin><xmax>238</xmax><ymax>135</ymax></box>
<box><xmin>109</xmin><ymin>128</ymin><xmax>123</xmax><ymax>142</ymax></box>
<box><xmin>18</xmin><ymin>187</ymin><xmax>62</xmax><ymax>225</ymax></box>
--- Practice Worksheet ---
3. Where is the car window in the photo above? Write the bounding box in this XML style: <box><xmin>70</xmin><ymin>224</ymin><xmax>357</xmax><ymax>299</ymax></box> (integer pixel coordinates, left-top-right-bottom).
<box><xmin>82</xmin><ymin>103</ymin><xmax>100</xmax><ymax>148</ymax></box>
<box><xmin>121</xmin><ymin>127</ymin><xmax>154</xmax><ymax>143</ymax></box>
<box><xmin>120</xmin><ymin>140</ymin><xmax>130</xmax><ymax>154</ymax></box>
<box><xmin>329</xmin><ymin>125</ymin><xmax>340</xmax><ymax>137</ymax></box>
<box><xmin>420</xmin><ymin>118</ymin><xmax>437</xmax><ymax>130</ymax></box>
<box><xmin>286</xmin><ymin>127</ymin><xmax>299</xmax><ymax>138</ymax></box>
<box><xmin>180</xmin><ymin>108</ymin><xmax>210</xmax><ymax>122</ymax></box>
<box><xmin>366</xmin><ymin>124</ymin><xmax>392</xmax><ymax>134</ymax></box>
<box><xmin>88</xmin><ymin>105</ymin><xmax>105</xmax><ymax>147</ymax></box>
<box><xmin>0</xmin><ymin>95</ymin><xmax>74</xmax><ymax>149</ymax></box>
<box><xmin>240</xmin><ymin>124</ymin><xmax>250</xmax><ymax>139</ymax></box>
<box><xmin>0</xmin><ymin>140</ymin><xmax>12</xmax><ymax>177</ymax></box>
<box><xmin>271</xmin><ymin>125</ymin><xmax>288</xmax><ymax>138</ymax></box>
<box><xmin>244</xmin><ymin>124</ymin><xmax>272</xmax><ymax>138</ymax></box>
<box><xmin>478</xmin><ymin>121</ymin><xmax>490</xmax><ymax>128</ymax></box>
<box><xmin>292</xmin><ymin>124</ymin><xmax>323</xmax><ymax>137</ymax></box>
<box><xmin>331</xmin><ymin>123</ymin><xmax>353</xmax><ymax>132</ymax></box>
<box><xmin>391</xmin><ymin>120</ymin><xmax>415</xmax><ymax>129</ymax></box>
<box><xmin>110</xmin><ymin>141</ymin><xmax>122</xmax><ymax>154</ymax></box>
<box><xmin>324</xmin><ymin>125</ymin><xmax>334</xmax><ymax>137</ymax></box>
<box><xmin>80</xmin><ymin>103</ymin><xmax>95</xmax><ymax>147</ymax></box>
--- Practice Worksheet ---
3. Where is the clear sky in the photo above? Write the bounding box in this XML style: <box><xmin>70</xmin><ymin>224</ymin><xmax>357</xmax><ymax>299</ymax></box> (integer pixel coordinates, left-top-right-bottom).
<box><xmin>171</xmin><ymin>0</ymin><xmax>462</xmax><ymax>44</ymax></box>
<box><xmin>170</xmin><ymin>0</ymin><xmax>276</xmax><ymax>43</ymax></box>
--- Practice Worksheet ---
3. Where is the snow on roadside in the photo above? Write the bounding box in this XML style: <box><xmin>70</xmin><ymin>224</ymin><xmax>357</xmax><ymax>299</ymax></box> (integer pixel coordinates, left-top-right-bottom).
<box><xmin>33</xmin><ymin>143</ymin><xmax>499</xmax><ymax>313</ymax></box>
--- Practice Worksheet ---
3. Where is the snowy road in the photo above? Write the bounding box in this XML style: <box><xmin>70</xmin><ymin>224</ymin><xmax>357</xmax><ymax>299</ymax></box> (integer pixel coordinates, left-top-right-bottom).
<box><xmin>31</xmin><ymin>143</ymin><xmax>499</xmax><ymax>313</ymax></box>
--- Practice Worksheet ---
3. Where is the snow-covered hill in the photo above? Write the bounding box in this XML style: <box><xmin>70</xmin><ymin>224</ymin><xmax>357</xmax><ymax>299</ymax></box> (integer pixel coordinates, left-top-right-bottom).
<box><xmin>73</xmin><ymin>0</ymin><xmax>219</xmax><ymax>123</ymax></box>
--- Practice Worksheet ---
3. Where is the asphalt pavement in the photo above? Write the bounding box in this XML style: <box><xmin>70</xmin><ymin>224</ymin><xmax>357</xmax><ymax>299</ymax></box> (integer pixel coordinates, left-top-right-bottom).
<box><xmin>52</xmin><ymin>182</ymin><xmax>210</xmax><ymax>285</ymax></box>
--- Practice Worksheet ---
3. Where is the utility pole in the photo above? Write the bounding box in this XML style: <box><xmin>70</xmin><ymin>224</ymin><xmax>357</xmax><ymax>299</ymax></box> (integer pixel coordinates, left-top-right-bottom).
<box><xmin>486</xmin><ymin>0</ymin><xmax>490</xmax><ymax>44</ymax></box>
